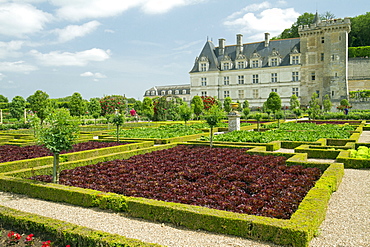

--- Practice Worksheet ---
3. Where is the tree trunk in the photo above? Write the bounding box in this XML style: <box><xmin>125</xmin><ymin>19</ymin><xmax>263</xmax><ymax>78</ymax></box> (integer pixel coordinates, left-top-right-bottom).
<box><xmin>52</xmin><ymin>153</ymin><xmax>60</xmax><ymax>184</ymax></box>
<box><xmin>210</xmin><ymin>126</ymin><xmax>214</xmax><ymax>148</ymax></box>
<box><xmin>116</xmin><ymin>125</ymin><xmax>120</xmax><ymax>142</ymax></box>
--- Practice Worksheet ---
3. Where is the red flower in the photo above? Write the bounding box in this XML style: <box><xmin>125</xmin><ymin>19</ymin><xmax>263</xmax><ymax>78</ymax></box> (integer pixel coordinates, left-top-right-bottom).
<box><xmin>7</xmin><ymin>231</ymin><xmax>21</xmax><ymax>241</ymax></box>
<box><xmin>42</xmin><ymin>240</ymin><xmax>52</xmax><ymax>247</ymax></box>
<box><xmin>25</xmin><ymin>234</ymin><xmax>34</xmax><ymax>242</ymax></box>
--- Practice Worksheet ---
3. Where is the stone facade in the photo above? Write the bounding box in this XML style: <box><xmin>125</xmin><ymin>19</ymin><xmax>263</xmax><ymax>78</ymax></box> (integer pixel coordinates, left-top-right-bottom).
<box><xmin>189</xmin><ymin>15</ymin><xmax>352</xmax><ymax>107</ymax></box>
<box><xmin>143</xmin><ymin>84</ymin><xmax>191</xmax><ymax>102</ymax></box>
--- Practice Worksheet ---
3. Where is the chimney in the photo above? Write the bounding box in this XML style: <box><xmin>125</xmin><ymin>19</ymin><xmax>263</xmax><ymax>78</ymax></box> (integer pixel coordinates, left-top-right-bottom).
<box><xmin>219</xmin><ymin>38</ymin><xmax>225</xmax><ymax>56</ymax></box>
<box><xmin>236</xmin><ymin>34</ymin><xmax>243</xmax><ymax>55</ymax></box>
<box><xmin>264</xmin><ymin>33</ymin><xmax>270</xmax><ymax>47</ymax></box>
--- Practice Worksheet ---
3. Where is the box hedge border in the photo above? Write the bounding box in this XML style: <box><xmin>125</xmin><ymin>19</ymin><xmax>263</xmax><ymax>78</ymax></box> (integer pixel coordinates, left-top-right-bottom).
<box><xmin>0</xmin><ymin>143</ymin><xmax>343</xmax><ymax>247</ymax></box>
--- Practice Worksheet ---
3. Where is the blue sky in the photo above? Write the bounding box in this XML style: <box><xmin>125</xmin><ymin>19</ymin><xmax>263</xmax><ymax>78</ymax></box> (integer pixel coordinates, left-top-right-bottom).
<box><xmin>0</xmin><ymin>0</ymin><xmax>367</xmax><ymax>101</ymax></box>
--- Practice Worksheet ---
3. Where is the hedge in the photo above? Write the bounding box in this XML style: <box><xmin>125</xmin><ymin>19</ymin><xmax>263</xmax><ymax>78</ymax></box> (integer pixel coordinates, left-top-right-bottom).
<box><xmin>0</xmin><ymin>144</ymin><xmax>343</xmax><ymax>247</ymax></box>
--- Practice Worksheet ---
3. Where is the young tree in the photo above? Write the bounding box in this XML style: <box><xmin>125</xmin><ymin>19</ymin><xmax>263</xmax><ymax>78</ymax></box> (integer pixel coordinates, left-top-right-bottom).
<box><xmin>203</xmin><ymin>104</ymin><xmax>225</xmax><ymax>148</ymax></box>
<box><xmin>308</xmin><ymin>93</ymin><xmax>321</xmax><ymax>120</ymax></box>
<box><xmin>275</xmin><ymin>111</ymin><xmax>285</xmax><ymax>128</ymax></box>
<box><xmin>266</xmin><ymin>92</ymin><xmax>282</xmax><ymax>118</ymax></box>
<box><xmin>290</xmin><ymin>94</ymin><xmax>300</xmax><ymax>110</ymax></box>
<box><xmin>223</xmin><ymin>97</ymin><xmax>232</xmax><ymax>113</ymax></box>
<box><xmin>88</xmin><ymin>98</ymin><xmax>101</xmax><ymax>124</ymax></box>
<box><xmin>179</xmin><ymin>103</ymin><xmax>192</xmax><ymax>125</ymax></box>
<box><xmin>191</xmin><ymin>96</ymin><xmax>204</xmax><ymax>120</ymax></box>
<box><xmin>69</xmin><ymin>92</ymin><xmax>86</xmax><ymax>116</ymax></box>
<box><xmin>242</xmin><ymin>100</ymin><xmax>250</xmax><ymax>119</ymax></box>
<box><xmin>142</xmin><ymin>97</ymin><xmax>154</xmax><ymax>120</ymax></box>
<box><xmin>33</xmin><ymin>108</ymin><xmax>79</xmax><ymax>183</ymax></box>
<box><xmin>9</xmin><ymin>96</ymin><xmax>26</xmax><ymax>121</ymax></box>
<box><xmin>323</xmin><ymin>94</ymin><xmax>333</xmax><ymax>112</ymax></box>
<box><xmin>27</xmin><ymin>90</ymin><xmax>51</xmax><ymax>124</ymax></box>
<box><xmin>111</xmin><ymin>113</ymin><xmax>125</xmax><ymax>142</ymax></box>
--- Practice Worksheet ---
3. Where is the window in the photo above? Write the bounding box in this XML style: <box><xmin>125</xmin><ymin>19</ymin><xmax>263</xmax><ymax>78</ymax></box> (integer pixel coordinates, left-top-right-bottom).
<box><xmin>292</xmin><ymin>55</ymin><xmax>299</xmax><ymax>64</ymax></box>
<box><xmin>332</xmin><ymin>91</ymin><xmax>335</xmax><ymax>97</ymax></box>
<box><xmin>237</xmin><ymin>61</ymin><xmax>245</xmax><ymax>69</ymax></box>
<box><xmin>238</xmin><ymin>75</ymin><xmax>244</xmax><ymax>84</ymax></box>
<box><xmin>252</xmin><ymin>74</ymin><xmax>259</xmax><ymax>84</ymax></box>
<box><xmin>151</xmin><ymin>91</ymin><xmax>155</xmax><ymax>96</ymax></box>
<box><xmin>271</xmin><ymin>73</ymin><xmax>277</xmax><ymax>83</ymax></box>
<box><xmin>146</xmin><ymin>91</ymin><xmax>150</xmax><ymax>96</ymax></box>
<box><xmin>321</xmin><ymin>37</ymin><xmax>324</xmax><ymax>43</ymax></box>
<box><xmin>311</xmin><ymin>72</ymin><xmax>316</xmax><ymax>81</ymax></box>
<box><xmin>200</xmin><ymin>63</ymin><xmax>207</xmax><ymax>71</ymax></box>
<box><xmin>252</xmin><ymin>89</ymin><xmax>259</xmax><ymax>99</ymax></box>
<box><xmin>316</xmin><ymin>90</ymin><xmax>320</xmax><ymax>98</ymax></box>
<box><xmin>224</xmin><ymin>91</ymin><xmax>230</xmax><ymax>98</ymax></box>
<box><xmin>252</xmin><ymin>60</ymin><xmax>259</xmax><ymax>68</ymax></box>
<box><xmin>238</xmin><ymin>90</ymin><xmax>244</xmax><ymax>99</ymax></box>
<box><xmin>292</xmin><ymin>88</ymin><xmax>299</xmax><ymax>96</ymax></box>
<box><xmin>224</xmin><ymin>76</ymin><xmax>229</xmax><ymax>85</ymax></box>
<box><xmin>161</xmin><ymin>91</ymin><xmax>165</xmax><ymax>95</ymax></box>
<box><xmin>292</xmin><ymin>72</ymin><xmax>299</xmax><ymax>82</ymax></box>
<box><xmin>271</xmin><ymin>58</ymin><xmax>278</xmax><ymax>66</ymax></box>
<box><xmin>201</xmin><ymin>77</ymin><xmax>207</xmax><ymax>86</ymax></box>
<box><xmin>168</xmin><ymin>90</ymin><xmax>172</xmax><ymax>95</ymax></box>
<box><xmin>175</xmin><ymin>90</ymin><xmax>179</xmax><ymax>95</ymax></box>
<box><xmin>182</xmin><ymin>89</ymin><xmax>187</xmax><ymax>94</ymax></box>
<box><xmin>201</xmin><ymin>91</ymin><xmax>207</xmax><ymax>97</ymax></box>
<box><xmin>321</xmin><ymin>53</ymin><xmax>324</xmax><ymax>61</ymax></box>
<box><xmin>223</xmin><ymin>62</ymin><xmax>230</xmax><ymax>70</ymax></box>
<box><xmin>271</xmin><ymin>88</ymin><xmax>277</xmax><ymax>93</ymax></box>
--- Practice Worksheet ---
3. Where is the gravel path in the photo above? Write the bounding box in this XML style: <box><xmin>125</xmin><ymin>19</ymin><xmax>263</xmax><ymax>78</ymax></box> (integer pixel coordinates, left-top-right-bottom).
<box><xmin>0</xmin><ymin>132</ymin><xmax>368</xmax><ymax>246</ymax></box>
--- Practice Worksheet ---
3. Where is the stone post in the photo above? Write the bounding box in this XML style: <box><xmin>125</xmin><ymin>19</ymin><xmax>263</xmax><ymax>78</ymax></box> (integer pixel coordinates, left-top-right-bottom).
<box><xmin>228</xmin><ymin>103</ymin><xmax>241</xmax><ymax>132</ymax></box>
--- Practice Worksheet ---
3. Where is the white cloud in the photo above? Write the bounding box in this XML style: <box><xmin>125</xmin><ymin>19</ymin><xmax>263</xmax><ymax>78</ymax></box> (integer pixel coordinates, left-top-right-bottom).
<box><xmin>30</xmin><ymin>48</ymin><xmax>111</xmax><ymax>66</ymax></box>
<box><xmin>0</xmin><ymin>73</ymin><xmax>5</xmax><ymax>81</ymax></box>
<box><xmin>0</xmin><ymin>61</ymin><xmax>38</xmax><ymax>73</ymax></box>
<box><xmin>52</xmin><ymin>21</ymin><xmax>101</xmax><ymax>43</ymax></box>
<box><xmin>80</xmin><ymin>71</ymin><xmax>107</xmax><ymax>79</ymax></box>
<box><xmin>0</xmin><ymin>3</ymin><xmax>52</xmax><ymax>37</ymax></box>
<box><xmin>140</xmin><ymin>0</ymin><xmax>205</xmax><ymax>14</ymax></box>
<box><xmin>0</xmin><ymin>41</ymin><xmax>24</xmax><ymax>59</ymax></box>
<box><xmin>224</xmin><ymin>4</ymin><xmax>300</xmax><ymax>41</ymax></box>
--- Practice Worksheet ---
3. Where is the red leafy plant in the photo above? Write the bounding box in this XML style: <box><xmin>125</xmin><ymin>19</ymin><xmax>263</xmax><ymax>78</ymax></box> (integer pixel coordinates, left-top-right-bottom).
<box><xmin>31</xmin><ymin>145</ymin><xmax>322</xmax><ymax>219</ymax></box>
<box><xmin>0</xmin><ymin>141</ymin><xmax>128</xmax><ymax>163</ymax></box>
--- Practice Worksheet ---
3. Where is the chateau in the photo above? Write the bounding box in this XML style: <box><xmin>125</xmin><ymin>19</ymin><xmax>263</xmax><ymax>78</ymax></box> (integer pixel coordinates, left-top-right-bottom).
<box><xmin>189</xmin><ymin>14</ymin><xmax>351</xmax><ymax>107</ymax></box>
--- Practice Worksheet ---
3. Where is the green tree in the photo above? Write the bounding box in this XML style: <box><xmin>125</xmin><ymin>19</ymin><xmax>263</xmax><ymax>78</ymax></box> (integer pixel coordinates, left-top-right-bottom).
<box><xmin>223</xmin><ymin>97</ymin><xmax>232</xmax><ymax>113</ymax></box>
<box><xmin>142</xmin><ymin>97</ymin><xmax>154</xmax><ymax>120</ymax></box>
<box><xmin>350</xmin><ymin>12</ymin><xmax>370</xmax><ymax>47</ymax></box>
<box><xmin>321</xmin><ymin>11</ymin><xmax>335</xmax><ymax>20</ymax></box>
<box><xmin>0</xmin><ymin>95</ymin><xmax>8</xmax><ymax>103</ymax></box>
<box><xmin>242</xmin><ymin>100</ymin><xmax>250</xmax><ymax>119</ymax></box>
<box><xmin>179</xmin><ymin>103</ymin><xmax>192</xmax><ymax>125</ymax></box>
<box><xmin>100</xmin><ymin>95</ymin><xmax>126</xmax><ymax>116</ymax></box>
<box><xmin>88</xmin><ymin>98</ymin><xmax>101</xmax><ymax>124</ymax></box>
<box><xmin>9</xmin><ymin>96</ymin><xmax>26</xmax><ymax>121</ymax></box>
<box><xmin>279</xmin><ymin>12</ymin><xmax>315</xmax><ymax>39</ymax></box>
<box><xmin>252</xmin><ymin>113</ymin><xmax>262</xmax><ymax>131</ymax></box>
<box><xmin>290</xmin><ymin>94</ymin><xmax>300</xmax><ymax>110</ymax></box>
<box><xmin>27</xmin><ymin>90</ymin><xmax>51</xmax><ymax>124</ymax></box>
<box><xmin>191</xmin><ymin>96</ymin><xmax>204</xmax><ymax>119</ymax></box>
<box><xmin>153</xmin><ymin>96</ymin><xmax>181</xmax><ymax>121</ymax></box>
<box><xmin>275</xmin><ymin>111</ymin><xmax>285</xmax><ymax>128</ymax></box>
<box><xmin>308</xmin><ymin>93</ymin><xmax>321</xmax><ymax>120</ymax></box>
<box><xmin>323</xmin><ymin>94</ymin><xmax>333</xmax><ymax>112</ymax></box>
<box><xmin>266</xmin><ymin>92</ymin><xmax>282</xmax><ymax>118</ymax></box>
<box><xmin>111</xmin><ymin>113</ymin><xmax>125</xmax><ymax>142</ymax></box>
<box><xmin>69</xmin><ymin>92</ymin><xmax>86</xmax><ymax>116</ymax></box>
<box><xmin>32</xmin><ymin>108</ymin><xmax>79</xmax><ymax>183</ymax></box>
<box><xmin>203</xmin><ymin>104</ymin><xmax>225</xmax><ymax>147</ymax></box>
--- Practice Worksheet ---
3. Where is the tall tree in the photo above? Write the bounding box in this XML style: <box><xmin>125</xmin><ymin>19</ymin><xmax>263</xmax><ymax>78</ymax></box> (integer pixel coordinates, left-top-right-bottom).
<box><xmin>349</xmin><ymin>12</ymin><xmax>370</xmax><ymax>47</ymax></box>
<box><xmin>179</xmin><ymin>103</ymin><xmax>193</xmax><ymax>125</ymax></box>
<box><xmin>279</xmin><ymin>12</ymin><xmax>315</xmax><ymax>39</ymax></box>
<box><xmin>32</xmin><ymin>108</ymin><xmax>79</xmax><ymax>183</ymax></box>
<box><xmin>27</xmin><ymin>90</ymin><xmax>51</xmax><ymax>124</ymax></box>
<box><xmin>69</xmin><ymin>92</ymin><xmax>86</xmax><ymax>116</ymax></box>
<box><xmin>0</xmin><ymin>95</ymin><xmax>8</xmax><ymax>103</ymax></box>
<box><xmin>88</xmin><ymin>98</ymin><xmax>101</xmax><ymax>124</ymax></box>
<box><xmin>9</xmin><ymin>96</ymin><xmax>26</xmax><ymax>121</ymax></box>
<box><xmin>266</xmin><ymin>92</ymin><xmax>282</xmax><ymax>118</ymax></box>
<box><xmin>100</xmin><ymin>95</ymin><xmax>126</xmax><ymax>116</ymax></box>
<box><xmin>191</xmin><ymin>96</ymin><xmax>204</xmax><ymax>120</ymax></box>
<box><xmin>142</xmin><ymin>97</ymin><xmax>154</xmax><ymax>120</ymax></box>
<box><xmin>308</xmin><ymin>93</ymin><xmax>321</xmax><ymax>120</ymax></box>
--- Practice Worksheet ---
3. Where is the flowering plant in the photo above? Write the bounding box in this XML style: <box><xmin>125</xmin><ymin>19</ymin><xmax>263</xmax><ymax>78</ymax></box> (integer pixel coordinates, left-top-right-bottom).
<box><xmin>7</xmin><ymin>231</ymin><xmax>21</xmax><ymax>243</ymax></box>
<box><xmin>24</xmin><ymin>234</ymin><xmax>34</xmax><ymax>246</ymax></box>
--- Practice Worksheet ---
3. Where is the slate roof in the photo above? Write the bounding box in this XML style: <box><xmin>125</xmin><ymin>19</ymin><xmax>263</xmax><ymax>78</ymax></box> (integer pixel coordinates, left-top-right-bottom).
<box><xmin>190</xmin><ymin>38</ymin><xmax>300</xmax><ymax>73</ymax></box>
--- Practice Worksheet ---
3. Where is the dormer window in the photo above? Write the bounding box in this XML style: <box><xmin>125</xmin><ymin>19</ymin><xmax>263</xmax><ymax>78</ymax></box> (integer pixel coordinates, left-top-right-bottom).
<box><xmin>235</xmin><ymin>54</ymin><xmax>247</xmax><ymax>69</ymax></box>
<box><xmin>168</xmin><ymin>90</ymin><xmax>172</xmax><ymax>95</ymax></box>
<box><xmin>223</xmin><ymin>62</ymin><xmax>230</xmax><ymax>70</ymax></box>
<box><xmin>290</xmin><ymin>46</ymin><xmax>301</xmax><ymax>65</ymax></box>
<box><xmin>221</xmin><ymin>55</ymin><xmax>232</xmax><ymax>70</ymax></box>
<box><xmin>198</xmin><ymin>56</ymin><xmax>209</xmax><ymax>72</ymax></box>
<box><xmin>250</xmin><ymin>51</ymin><xmax>262</xmax><ymax>68</ymax></box>
<box><xmin>182</xmin><ymin>89</ymin><xmax>187</xmax><ymax>94</ymax></box>
<box><xmin>175</xmin><ymin>90</ymin><xmax>179</xmax><ymax>95</ymax></box>
<box><xmin>251</xmin><ymin>60</ymin><xmax>259</xmax><ymax>68</ymax></box>
<box><xmin>268</xmin><ymin>48</ymin><xmax>281</xmax><ymax>67</ymax></box>
<box><xmin>151</xmin><ymin>91</ymin><xmax>155</xmax><ymax>96</ymax></box>
<box><xmin>161</xmin><ymin>91</ymin><xmax>165</xmax><ymax>95</ymax></box>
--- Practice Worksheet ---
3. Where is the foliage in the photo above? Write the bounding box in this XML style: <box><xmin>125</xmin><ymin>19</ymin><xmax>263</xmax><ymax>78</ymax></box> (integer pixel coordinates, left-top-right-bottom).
<box><xmin>0</xmin><ymin>95</ymin><xmax>8</xmax><ymax>103</ymax></box>
<box><xmin>31</xmin><ymin>145</ymin><xmax>322</xmax><ymax>220</ymax></box>
<box><xmin>266</xmin><ymin>92</ymin><xmax>282</xmax><ymax>117</ymax></box>
<box><xmin>179</xmin><ymin>103</ymin><xmax>193</xmax><ymax>124</ymax></box>
<box><xmin>69</xmin><ymin>92</ymin><xmax>86</xmax><ymax>116</ymax></box>
<box><xmin>262</xmin><ymin>122</ymin><xmax>356</xmax><ymax>131</ymax></box>
<box><xmin>88</xmin><ymin>98</ymin><xmax>101</xmax><ymax>123</ymax></box>
<box><xmin>349</xmin><ymin>90</ymin><xmax>370</xmax><ymax>99</ymax></box>
<box><xmin>191</xmin><ymin>96</ymin><xmax>204</xmax><ymax>119</ymax></box>
<box><xmin>289</xmin><ymin>94</ymin><xmax>300</xmax><ymax>110</ymax></box>
<box><xmin>9</xmin><ymin>96</ymin><xmax>26</xmax><ymax>121</ymax></box>
<box><xmin>99</xmin><ymin>95</ymin><xmax>126</xmax><ymax>116</ymax></box>
<box><xmin>110</xmin><ymin>113</ymin><xmax>125</xmax><ymax>142</ymax></box>
<box><xmin>308</xmin><ymin>93</ymin><xmax>321</xmax><ymax>120</ymax></box>
<box><xmin>203</xmin><ymin>104</ymin><xmax>225</xmax><ymax>147</ymax></box>
<box><xmin>348</xmin><ymin>46</ymin><xmax>370</xmax><ymax>57</ymax></box>
<box><xmin>349</xmin><ymin>12</ymin><xmax>370</xmax><ymax>47</ymax></box>
<box><xmin>349</xmin><ymin>146</ymin><xmax>370</xmax><ymax>159</ymax></box>
<box><xmin>201</xmin><ymin>96</ymin><xmax>218</xmax><ymax>111</ymax></box>
<box><xmin>322</xmin><ymin>94</ymin><xmax>333</xmax><ymax>112</ymax></box>
<box><xmin>223</xmin><ymin>97</ymin><xmax>232</xmax><ymax>113</ymax></box>
<box><xmin>32</xmin><ymin>108</ymin><xmax>80</xmax><ymax>183</ymax></box>
<box><xmin>278</xmin><ymin>12</ymin><xmax>315</xmax><ymax>39</ymax></box>
<box><xmin>27</xmin><ymin>90</ymin><xmax>51</xmax><ymax>124</ymax></box>
<box><xmin>152</xmin><ymin>96</ymin><xmax>182</xmax><ymax>121</ymax></box>
<box><xmin>142</xmin><ymin>97</ymin><xmax>154</xmax><ymax>120</ymax></box>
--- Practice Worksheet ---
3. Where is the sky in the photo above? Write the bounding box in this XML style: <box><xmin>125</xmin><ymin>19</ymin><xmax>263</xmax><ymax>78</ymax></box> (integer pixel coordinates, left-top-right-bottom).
<box><xmin>0</xmin><ymin>0</ymin><xmax>368</xmax><ymax>101</ymax></box>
